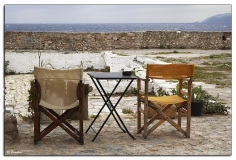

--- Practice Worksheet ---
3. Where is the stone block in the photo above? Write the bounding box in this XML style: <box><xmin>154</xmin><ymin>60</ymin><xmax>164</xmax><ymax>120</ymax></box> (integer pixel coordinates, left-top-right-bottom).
<box><xmin>4</xmin><ymin>112</ymin><xmax>19</xmax><ymax>143</ymax></box>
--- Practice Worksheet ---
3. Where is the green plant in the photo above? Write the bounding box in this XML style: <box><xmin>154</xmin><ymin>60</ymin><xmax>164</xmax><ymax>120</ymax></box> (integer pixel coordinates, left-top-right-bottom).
<box><xmin>202</xmin><ymin>94</ymin><xmax>230</xmax><ymax>115</ymax></box>
<box><xmin>131</xmin><ymin>69</ymin><xmax>136</xmax><ymax>76</ymax></box>
<box><xmin>84</xmin><ymin>65</ymin><xmax>110</xmax><ymax>72</ymax></box>
<box><xmin>140</xmin><ymin>46</ymin><xmax>149</xmax><ymax>49</ymax></box>
<box><xmin>204</xmin><ymin>102</ymin><xmax>229</xmax><ymax>115</ymax></box>
<box><xmin>157</xmin><ymin>87</ymin><xmax>169</xmax><ymax>96</ymax></box>
<box><xmin>173</xmin><ymin>50</ymin><xmax>179</xmax><ymax>53</ymax></box>
<box><xmin>220</xmin><ymin>46</ymin><xmax>231</xmax><ymax>50</ymax></box>
<box><xmin>4</xmin><ymin>60</ymin><xmax>9</xmax><ymax>74</ymax></box>
<box><xmin>86</xmin><ymin>65</ymin><xmax>94</xmax><ymax>71</ymax></box>
<box><xmin>178</xmin><ymin>46</ymin><xmax>186</xmax><ymax>49</ymax></box>
<box><xmin>116</xmin><ymin>53</ymin><xmax>128</xmax><ymax>56</ymax></box>
<box><xmin>173</xmin><ymin>84</ymin><xmax>229</xmax><ymax>115</ymax></box>
<box><xmin>167</xmin><ymin>45</ymin><xmax>171</xmax><ymax>49</ymax></box>
<box><xmin>170</xmin><ymin>88</ymin><xmax>178</xmax><ymax>95</ymax></box>
<box><xmin>191</xmin><ymin>85</ymin><xmax>207</xmax><ymax>102</ymax></box>
<box><xmin>4</xmin><ymin>60</ymin><xmax>16</xmax><ymax>75</ymax></box>
<box><xmin>79</xmin><ymin>61</ymin><xmax>84</xmax><ymax>68</ymax></box>
<box><xmin>19</xmin><ymin>113</ymin><xmax>32</xmax><ymax>121</ymax></box>
<box><xmin>100</xmin><ymin>66</ymin><xmax>110</xmax><ymax>72</ymax></box>
<box><xmin>8</xmin><ymin>71</ymin><xmax>16</xmax><ymax>75</ymax></box>
<box><xmin>90</xmin><ymin>114</ymin><xmax>98</xmax><ymax>119</ymax></box>
<box><xmin>125</xmin><ymin>86</ymin><xmax>137</xmax><ymax>95</ymax></box>
<box><xmin>148</xmin><ymin>87</ymin><xmax>156</xmax><ymax>96</ymax></box>
<box><xmin>190</xmin><ymin>85</ymin><xmax>230</xmax><ymax>115</ymax></box>
<box><xmin>27</xmin><ymin>80</ymin><xmax>35</xmax><ymax>120</ymax></box>
<box><xmin>122</xmin><ymin>107</ymin><xmax>133</xmax><ymax>114</ymax></box>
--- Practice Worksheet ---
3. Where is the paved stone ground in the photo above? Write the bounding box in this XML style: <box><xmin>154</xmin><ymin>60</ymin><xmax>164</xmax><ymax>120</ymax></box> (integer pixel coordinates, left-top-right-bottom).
<box><xmin>4</xmin><ymin>114</ymin><xmax>232</xmax><ymax>156</ymax></box>
<box><xmin>4</xmin><ymin>74</ymin><xmax>232</xmax><ymax>156</ymax></box>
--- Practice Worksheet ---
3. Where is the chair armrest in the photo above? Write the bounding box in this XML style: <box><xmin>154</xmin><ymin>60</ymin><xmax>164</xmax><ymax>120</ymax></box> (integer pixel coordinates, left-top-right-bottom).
<box><xmin>137</xmin><ymin>77</ymin><xmax>150</xmax><ymax>96</ymax></box>
<box><xmin>137</xmin><ymin>77</ymin><xmax>150</xmax><ymax>82</ymax></box>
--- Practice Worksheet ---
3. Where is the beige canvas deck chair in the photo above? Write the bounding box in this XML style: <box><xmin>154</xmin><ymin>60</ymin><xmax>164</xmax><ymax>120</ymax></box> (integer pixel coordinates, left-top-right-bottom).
<box><xmin>137</xmin><ymin>64</ymin><xmax>194</xmax><ymax>138</ymax></box>
<box><xmin>34</xmin><ymin>66</ymin><xmax>85</xmax><ymax>144</ymax></box>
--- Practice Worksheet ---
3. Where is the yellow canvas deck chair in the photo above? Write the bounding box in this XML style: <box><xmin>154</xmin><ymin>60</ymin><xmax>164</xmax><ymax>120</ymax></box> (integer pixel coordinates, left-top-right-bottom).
<box><xmin>137</xmin><ymin>64</ymin><xmax>194</xmax><ymax>138</ymax></box>
<box><xmin>34</xmin><ymin>66</ymin><xmax>85</xmax><ymax>144</ymax></box>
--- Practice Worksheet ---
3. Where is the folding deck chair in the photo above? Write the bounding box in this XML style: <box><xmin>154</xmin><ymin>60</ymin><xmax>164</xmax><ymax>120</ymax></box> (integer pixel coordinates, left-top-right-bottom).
<box><xmin>33</xmin><ymin>66</ymin><xmax>86</xmax><ymax>144</ymax></box>
<box><xmin>137</xmin><ymin>64</ymin><xmax>194</xmax><ymax>138</ymax></box>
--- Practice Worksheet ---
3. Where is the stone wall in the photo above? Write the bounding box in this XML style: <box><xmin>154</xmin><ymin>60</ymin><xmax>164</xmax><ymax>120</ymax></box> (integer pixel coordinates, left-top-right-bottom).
<box><xmin>4</xmin><ymin>31</ymin><xmax>231</xmax><ymax>51</ymax></box>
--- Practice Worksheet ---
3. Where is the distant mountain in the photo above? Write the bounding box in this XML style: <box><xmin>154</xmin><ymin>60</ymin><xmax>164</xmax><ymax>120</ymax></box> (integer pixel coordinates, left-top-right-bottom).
<box><xmin>201</xmin><ymin>13</ymin><xmax>232</xmax><ymax>23</ymax></box>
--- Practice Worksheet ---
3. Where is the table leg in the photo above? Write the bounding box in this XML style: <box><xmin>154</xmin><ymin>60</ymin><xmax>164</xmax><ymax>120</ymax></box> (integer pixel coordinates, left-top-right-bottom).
<box><xmin>86</xmin><ymin>78</ymin><xmax>126</xmax><ymax>134</ymax></box>
<box><xmin>87</xmin><ymin>77</ymin><xmax>136</xmax><ymax>141</ymax></box>
<box><xmin>104</xmin><ymin>79</ymin><xmax>135</xmax><ymax>140</ymax></box>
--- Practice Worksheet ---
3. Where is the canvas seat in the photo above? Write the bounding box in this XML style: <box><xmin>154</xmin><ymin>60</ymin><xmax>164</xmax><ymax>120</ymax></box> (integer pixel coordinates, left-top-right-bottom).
<box><xmin>33</xmin><ymin>66</ymin><xmax>86</xmax><ymax>144</ymax></box>
<box><xmin>137</xmin><ymin>64</ymin><xmax>194</xmax><ymax>138</ymax></box>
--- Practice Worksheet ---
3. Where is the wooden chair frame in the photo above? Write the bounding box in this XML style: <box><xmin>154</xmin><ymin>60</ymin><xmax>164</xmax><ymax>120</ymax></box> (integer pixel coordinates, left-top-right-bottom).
<box><xmin>137</xmin><ymin>64</ymin><xmax>194</xmax><ymax>139</ymax></box>
<box><xmin>34</xmin><ymin>79</ymin><xmax>86</xmax><ymax>145</ymax></box>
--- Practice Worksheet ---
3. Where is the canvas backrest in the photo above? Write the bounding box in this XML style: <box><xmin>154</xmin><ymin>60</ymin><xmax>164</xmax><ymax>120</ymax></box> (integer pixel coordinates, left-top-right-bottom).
<box><xmin>146</xmin><ymin>64</ymin><xmax>194</xmax><ymax>79</ymax></box>
<box><xmin>34</xmin><ymin>66</ymin><xmax>83</xmax><ymax>110</ymax></box>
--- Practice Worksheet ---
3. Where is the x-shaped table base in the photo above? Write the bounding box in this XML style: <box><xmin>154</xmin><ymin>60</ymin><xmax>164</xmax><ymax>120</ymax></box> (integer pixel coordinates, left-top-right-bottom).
<box><xmin>86</xmin><ymin>72</ymin><xmax>136</xmax><ymax>141</ymax></box>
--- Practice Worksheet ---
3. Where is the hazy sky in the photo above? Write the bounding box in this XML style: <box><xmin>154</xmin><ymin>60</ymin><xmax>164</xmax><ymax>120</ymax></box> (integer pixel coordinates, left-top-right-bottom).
<box><xmin>4</xmin><ymin>4</ymin><xmax>231</xmax><ymax>23</ymax></box>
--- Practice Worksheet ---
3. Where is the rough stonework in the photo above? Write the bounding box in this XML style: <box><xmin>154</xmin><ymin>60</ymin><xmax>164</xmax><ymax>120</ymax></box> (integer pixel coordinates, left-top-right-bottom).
<box><xmin>4</xmin><ymin>31</ymin><xmax>231</xmax><ymax>51</ymax></box>
<box><xmin>4</xmin><ymin>112</ymin><xmax>19</xmax><ymax>143</ymax></box>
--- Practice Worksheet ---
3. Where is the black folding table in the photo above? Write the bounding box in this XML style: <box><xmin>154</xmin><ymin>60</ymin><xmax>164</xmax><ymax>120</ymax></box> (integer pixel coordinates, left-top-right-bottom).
<box><xmin>86</xmin><ymin>72</ymin><xmax>136</xmax><ymax>141</ymax></box>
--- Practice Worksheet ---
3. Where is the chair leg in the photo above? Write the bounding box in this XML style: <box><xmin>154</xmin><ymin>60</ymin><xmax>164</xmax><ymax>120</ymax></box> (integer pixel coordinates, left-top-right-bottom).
<box><xmin>143</xmin><ymin>104</ymin><xmax>148</xmax><ymax>139</ymax></box>
<box><xmin>79</xmin><ymin>106</ymin><xmax>84</xmax><ymax>145</ymax></box>
<box><xmin>137</xmin><ymin>100</ymin><xmax>141</xmax><ymax>131</ymax></box>
<box><xmin>34</xmin><ymin>107</ymin><xmax>40</xmax><ymax>144</ymax></box>
<box><xmin>34</xmin><ymin>80</ymin><xmax>40</xmax><ymax>144</ymax></box>
<box><xmin>34</xmin><ymin>107</ymin><xmax>84</xmax><ymax>144</ymax></box>
<box><xmin>187</xmin><ymin>103</ymin><xmax>191</xmax><ymax>138</ymax></box>
<box><xmin>137</xmin><ymin>78</ymin><xmax>141</xmax><ymax>131</ymax></box>
<box><xmin>178</xmin><ymin>109</ymin><xmax>182</xmax><ymax>127</ymax></box>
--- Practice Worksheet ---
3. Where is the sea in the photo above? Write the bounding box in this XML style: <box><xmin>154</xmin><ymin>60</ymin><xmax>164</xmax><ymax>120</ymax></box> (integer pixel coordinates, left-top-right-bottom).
<box><xmin>4</xmin><ymin>23</ymin><xmax>232</xmax><ymax>33</ymax></box>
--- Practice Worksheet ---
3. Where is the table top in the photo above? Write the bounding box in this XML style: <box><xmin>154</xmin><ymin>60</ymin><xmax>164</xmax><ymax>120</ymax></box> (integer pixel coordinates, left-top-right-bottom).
<box><xmin>87</xmin><ymin>72</ymin><xmax>137</xmax><ymax>80</ymax></box>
